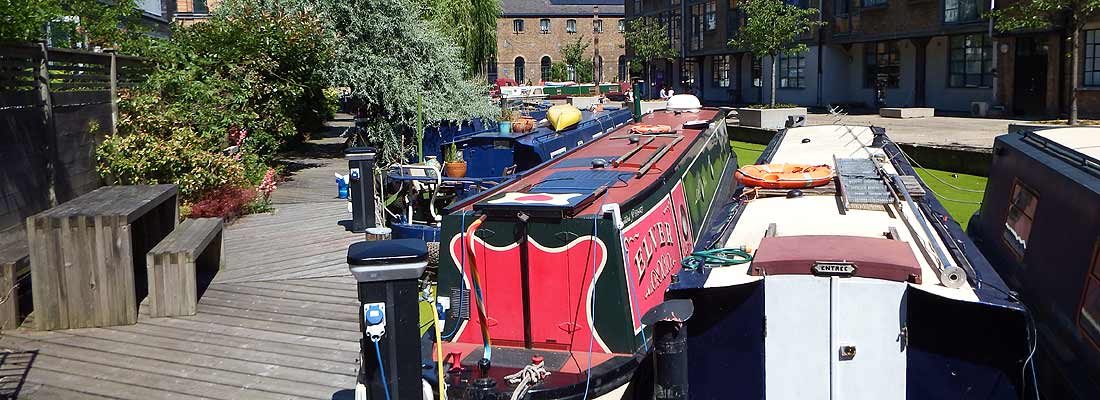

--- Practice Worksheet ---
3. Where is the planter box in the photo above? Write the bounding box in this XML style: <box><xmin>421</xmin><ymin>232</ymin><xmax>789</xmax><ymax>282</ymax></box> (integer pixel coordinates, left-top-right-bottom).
<box><xmin>737</xmin><ymin>107</ymin><xmax>808</xmax><ymax>130</ymax></box>
<box><xmin>880</xmin><ymin>107</ymin><xmax>934</xmax><ymax>118</ymax></box>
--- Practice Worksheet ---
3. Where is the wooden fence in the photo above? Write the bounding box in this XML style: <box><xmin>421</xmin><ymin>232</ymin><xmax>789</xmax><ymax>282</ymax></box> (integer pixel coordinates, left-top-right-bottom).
<box><xmin>0</xmin><ymin>42</ymin><xmax>151</xmax><ymax>250</ymax></box>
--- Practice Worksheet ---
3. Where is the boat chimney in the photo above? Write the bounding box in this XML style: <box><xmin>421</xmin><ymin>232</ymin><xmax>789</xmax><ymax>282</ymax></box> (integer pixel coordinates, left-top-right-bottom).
<box><xmin>643</xmin><ymin>299</ymin><xmax>695</xmax><ymax>400</ymax></box>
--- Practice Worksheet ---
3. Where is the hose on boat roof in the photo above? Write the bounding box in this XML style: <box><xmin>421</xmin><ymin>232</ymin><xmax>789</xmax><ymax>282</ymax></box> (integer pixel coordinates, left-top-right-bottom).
<box><xmin>681</xmin><ymin>247</ymin><xmax>753</xmax><ymax>271</ymax></box>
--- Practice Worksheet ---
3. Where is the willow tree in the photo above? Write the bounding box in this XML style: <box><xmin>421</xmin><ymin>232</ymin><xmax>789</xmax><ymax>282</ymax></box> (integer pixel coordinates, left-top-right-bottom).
<box><xmin>992</xmin><ymin>0</ymin><xmax>1100</xmax><ymax>124</ymax></box>
<box><xmin>730</xmin><ymin>0</ymin><xmax>823</xmax><ymax>107</ymax></box>
<box><xmin>423</xmin><ymin>0</ymin><xmax>501</xmax><ymax>78</ymax></box>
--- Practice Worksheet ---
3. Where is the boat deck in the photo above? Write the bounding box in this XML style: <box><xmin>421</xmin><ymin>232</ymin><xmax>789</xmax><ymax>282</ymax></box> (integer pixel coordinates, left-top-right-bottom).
<box><xmin>2</xmin><ymin>140</ymin><xmax>364</xmax><ymax>398</ymax></box>
<box><xmin>1034</xmin><ymin>126</ymin><xmax>1100</xmax><ymax>159</ymax></box>
<box><xmin>707</xmin><ymin>125</ymin><xmax>978</xmax><ymax>301</ymax></box>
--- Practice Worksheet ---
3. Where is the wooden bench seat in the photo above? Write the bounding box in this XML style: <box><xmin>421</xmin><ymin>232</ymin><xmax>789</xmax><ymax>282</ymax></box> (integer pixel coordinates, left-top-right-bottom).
<box><xmin>0</xmin><ymin>242</ymin><xmax>30</xmax><ymax>330</ymax></box>
<box><xmin>146</xmin><ymin>218</ymin><xmax>223</xmax><ymax>318</ymax></box>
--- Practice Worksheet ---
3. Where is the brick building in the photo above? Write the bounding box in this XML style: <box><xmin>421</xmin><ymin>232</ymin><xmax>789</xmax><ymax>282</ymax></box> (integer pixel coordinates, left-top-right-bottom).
<box><xmin>173</xmin><ymin>0</ymin><xmax>219</xmax><ymax>25</ymax></box>
<box><xmin>626</xmin><ymin>0</ymin><xmax>1098</xmax><ymax>118</ymax></box>
<box><xmin>494</xmin><ymin>0</ymin><xmax>627</xmax><ymax>85</ymax></box>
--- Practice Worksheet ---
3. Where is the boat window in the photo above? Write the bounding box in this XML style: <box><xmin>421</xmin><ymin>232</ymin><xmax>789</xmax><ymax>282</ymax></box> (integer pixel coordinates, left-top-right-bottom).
<box><xmin>1002</xmin><ymin>181</ymin><xmax>1038</xmax><ymax>258</ymax></box>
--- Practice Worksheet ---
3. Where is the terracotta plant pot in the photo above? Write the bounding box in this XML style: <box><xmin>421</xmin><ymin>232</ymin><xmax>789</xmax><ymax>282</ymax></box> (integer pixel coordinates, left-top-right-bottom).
<box><xmin>444</xmin><ymin>161</ymin><xmax>467</xmax><ymax>178</ymax></box>
<box><xmin>513</xmin><ymin>117</ymin><xmax>536</xmax><ymax>133</ymax></box>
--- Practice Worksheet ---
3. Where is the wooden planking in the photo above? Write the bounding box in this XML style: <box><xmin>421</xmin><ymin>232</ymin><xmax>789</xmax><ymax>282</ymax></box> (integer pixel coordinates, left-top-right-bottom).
<box><xmin>147</xmin><ymin>218</ymin><xmax>223</xmax><ymax>318</ymax></box>
<box><xmin>6</xmin><ymin>135</ymin><xmax>369</xmax><ymax>399</ymax></box>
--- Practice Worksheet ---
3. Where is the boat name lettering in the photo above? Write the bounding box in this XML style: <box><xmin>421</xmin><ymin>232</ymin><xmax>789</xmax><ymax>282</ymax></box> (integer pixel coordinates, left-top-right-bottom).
<box><xmin>631</xmin><ymin>220</ymin><xmax>675</xmax><ymax>285</ymax></box>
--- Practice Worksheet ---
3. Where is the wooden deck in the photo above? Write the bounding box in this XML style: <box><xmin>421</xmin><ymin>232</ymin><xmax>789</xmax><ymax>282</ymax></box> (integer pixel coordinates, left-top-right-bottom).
<box><xmin>2</xmin><ymin>121</ymin><xmax>366</xmax><ymax>399</ymax></box>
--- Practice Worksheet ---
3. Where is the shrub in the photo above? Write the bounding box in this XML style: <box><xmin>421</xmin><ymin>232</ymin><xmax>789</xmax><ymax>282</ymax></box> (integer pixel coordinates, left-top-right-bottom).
<box><xmin>188</xmin><ymin>186</ymin><xmax>259</xmax><ymax>220</ymax></box>
<box><xmin>96</xmin><ymin>129</ymin><xmax>245</xmax><ymax>201</ymax></box>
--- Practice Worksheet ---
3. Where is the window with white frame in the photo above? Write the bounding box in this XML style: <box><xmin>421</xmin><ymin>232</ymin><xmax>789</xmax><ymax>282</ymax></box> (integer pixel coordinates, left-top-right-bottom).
<box><xmin>778</xmin><ymin>51</ymin><xmax>806</xmax><ymax>88</ymax></box>
<box><xmin>566</xmin><ymin>19</ymin><xmax>577</xmax><ymax>33</ymax></box>
<box><xmin>540</xmin><ymin>19</ymin><xmax>550</xmax><ymax>33</ymax></box>
<box><xmin>619</xmin><ymin>19</ymin><xmax>625</xmax><ymax>33</ymax></box>
<box><xmin>594</xmin><ymin>19</ymin><xmax>604</xmax><ymax>33</ymax></box>
<box><xmin>705</xmin><ymin>1</ymin><xmax>718</xmax><ymax>31</ymax></box>
<box><xmin>513</xmin><ymin>19</ymin><xmax>524</xmax><ymax>33</ymax></box>
<box><xmin>1086</xmin><ymin>29</ymin><xmax>1100</xmax><ymax>87</ymax></box>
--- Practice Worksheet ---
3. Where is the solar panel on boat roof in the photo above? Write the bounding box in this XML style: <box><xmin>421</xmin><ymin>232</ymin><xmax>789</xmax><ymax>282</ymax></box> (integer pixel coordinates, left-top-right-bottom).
<box><xmin>836</xmin><ymin>158</ymin><xmax>894</xmax><ymax>205</ymax></box>
<box><xmin>531</xmin><ymin>170</ymin><xmax>630</xmax><ymax>194</ymax></box>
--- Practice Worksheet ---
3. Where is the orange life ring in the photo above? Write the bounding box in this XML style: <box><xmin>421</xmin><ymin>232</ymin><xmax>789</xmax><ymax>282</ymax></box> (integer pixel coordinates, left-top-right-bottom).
<box><xmin>629</xmin><ymin>124</ymin><xmax>672</xmax><ymax>135</ymax></box>
<box><xmin>735</xmin><ymin>163</ymin><xmax>834</xmax><ymax>189</ymax></box>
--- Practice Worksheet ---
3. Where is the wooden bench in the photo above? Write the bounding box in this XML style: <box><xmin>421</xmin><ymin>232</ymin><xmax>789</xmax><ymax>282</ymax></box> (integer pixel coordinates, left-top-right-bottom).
<box><xmin>146</xmin><ymin>218</ymin><xmax>224</xmax><ymax>318</ymax></box>
<box><xmin>0</xmin><ymin>242</ymin><xmax>30</xmax><ymax>330</ymax></box>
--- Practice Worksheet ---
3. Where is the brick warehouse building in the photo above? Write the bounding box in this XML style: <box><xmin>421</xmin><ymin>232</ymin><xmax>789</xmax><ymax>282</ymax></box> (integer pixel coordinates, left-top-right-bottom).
<box><xmin>494</xmin><ymin>0</ymin><xmax>627</xmax><ymax>85</ymax></box>
<box><xmin>626</xmin><ymin>0</ymin><xmax>1098</xmax><ymax>118</ymax></box>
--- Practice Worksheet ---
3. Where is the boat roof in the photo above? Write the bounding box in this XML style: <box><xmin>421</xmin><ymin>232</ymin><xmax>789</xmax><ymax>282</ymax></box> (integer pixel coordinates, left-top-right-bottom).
<box><xmin>1035</xmin><ymin>127</ymin><xmax>1100</xmax><ymax>159</ymax></box>
<box><xmin>453</xmin><ymin>108</ymin><xmax>721</xmax><ymax>216</ymax></box>
<box><xmin>707</xmin><ymin>125</ymin><xmax>979</xmax><ymax>302</ymax></box>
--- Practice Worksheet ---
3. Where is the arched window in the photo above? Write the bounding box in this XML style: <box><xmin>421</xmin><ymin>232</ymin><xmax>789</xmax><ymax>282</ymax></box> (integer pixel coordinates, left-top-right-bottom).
<box><xmin>514</xmin><ymin>57</ymin><xmax>525</xmax><ymax>84</ymax></box>
<box><xmin>487</xmin><ymin>57</ymin><xmax>498</xmax><ymax>84</ymax></box>
<box><xmin>541</xmin><ymin>56</ymin><xmax>552</xmax><ymax>82</ymax></box>
<box><xmin>618</xmin><ymin>55</ymin><xmax>627</xmax><ymax>82</ymax></box>
<box><xmin>595</xmin><ymin>55</ymin><xmax>603</xmax><ymax>83</ymax></box>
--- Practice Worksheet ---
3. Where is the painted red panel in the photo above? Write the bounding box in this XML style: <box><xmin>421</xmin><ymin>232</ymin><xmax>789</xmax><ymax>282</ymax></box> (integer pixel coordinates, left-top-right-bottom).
<box><xmin>622</xmin><ymin>190</ymin><xmax>688</xmax><ymax>331</ymax></box>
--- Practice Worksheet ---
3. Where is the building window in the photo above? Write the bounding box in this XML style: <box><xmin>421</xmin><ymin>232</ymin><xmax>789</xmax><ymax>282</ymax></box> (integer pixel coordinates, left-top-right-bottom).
<box><xmin>690</xmin><ymin>4</ymin><xmax>704</xmax><ymax>51</ymax></box>
<box><xmin>515</xmin><ymin>57</ymin><xmax>526</xmax><ymax>83</ymax></box>
<box><xmin>949</xmin><ymin>34</ymin><xmax>993</xmax><ymax>88</ymax></box>
<box><xmin>862</xmin><ymin>0</ymin><xmax>886</xmax><ymax>7</ymax></box>
<box><xmin>487</xmin><ymin>57</ymin><xmax>498</xmax><ymax>83</ymax></box>
<box><xmin>513</xmin><ymin>19</ymin><xmax>524</xmax><ymax>33</ymax></box>
<box><xmin>864</xmin><ymin>41</ymin><xmax>900</xmax><ymax>88</ymax></box>
<box><xmin>672</xmin><ymin>0</ymin><xmax>681</xmax><ymax>5</ymax></box>
<box><xmin>618</xmin><ymin>55</ymin><xmax>627</xmax><ymax>81</ymax></box>
<box><xmin>752</xmin><ymin>56</ymin><xmax>762</xmax><ymax>87</ymax></box>
<box><xmin>566</xmin><ymin>19</ymin><xmax>577</xmax><ymax>33</ymax></box>
<box><xmin>619</xmin><ymin>19</ymin><xmax>625</xmax><ymax>33</ymax></box>
<box><xmin>670</xmin><ymin>10</ymin><xmax>682</xmax><ymax>50</ymax></box>
<box><xmin>193</xmin><ymin>0</ymin><xmax>209</xmax><ymax>14</ymax></box>
<box><xmin>634</xmin><ymin>0</ymin><xmax>641</xmax><ymax>14</ymax></box>
<box><xmin>1002</xmin><ymin>181</ymin><xmax>1038</xmax><ymax>258</ymax></box>
<box><xmin>1086</xmin><ymin>30</ymin><xmax>1100</xmax><ymax>87</ymax></box>
<box><xmin>727</xmin><ymin>4</ymin><xmax>742</xmax><ymax>40</ymax></box>
<box><xmin>540</xmin><ymin>19</ymin><xmax>550</xmax><ymax>33</ymax></box>
<box><xmin>681</xmin><ymin>61</ymin><xmax>697</xmax><ymax>89</ymax></box>
<box><xmin>594</xmin><ymin>19</ymin><xmax>604</xmax><ymax>33</ymax></box>
<box><xmin>778</xmin><ymin>51</ymin><xmax>806</xmax><ymax>88</ymax></box>
<box><xmin>944</xmin><ymin>0</ymin><xmax>980</xmax><ymax>23</ymax></box>
<box><xmin>705</xmin><ymin>1</ymin><xmax>718</xmax><ymax>31</ymax></box>
<box><xmin>541</xmin><ymin>56</ymin><xmax>552</xmax><ymax>81</ymax></box>
<box><xmin>713</xmin><ymin>55</ymin><xmax>731</xmax><ymax>88</ymax></box>
<box><xmin>836</xmin><ymin>0</ymin><xmax>850</xmax><ymax>14</ymax></box>
<box><xmin>1080</xmin><ymin>241</ymin><xmax>1100</xmax><ymax>348</ymax></box>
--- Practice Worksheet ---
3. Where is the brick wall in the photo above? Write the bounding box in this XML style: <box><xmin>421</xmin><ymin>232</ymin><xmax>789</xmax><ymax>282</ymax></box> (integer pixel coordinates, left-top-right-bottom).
<box><xmin>496</xmin><ymin>16</ymin><xmax>627</xmax><ymax>84</ymax></box>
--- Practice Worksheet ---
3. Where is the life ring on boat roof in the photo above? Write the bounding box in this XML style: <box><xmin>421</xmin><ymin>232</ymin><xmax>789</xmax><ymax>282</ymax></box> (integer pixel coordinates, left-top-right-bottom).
<box><xmin>629</xmin><ymin>124</ymin><xmax>672</xmax><ymax>135</ymax></box>
<box><xmin>735</xmin><ymin>163</ymin><xmax>834</xmax><ymax>189</ymax></box>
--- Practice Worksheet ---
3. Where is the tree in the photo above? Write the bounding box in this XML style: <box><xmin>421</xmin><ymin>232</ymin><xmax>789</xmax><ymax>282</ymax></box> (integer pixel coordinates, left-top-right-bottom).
<box><xmin>730</xmin><ymin>0</ymin><xmax>823</xmax><ymax>107</ymax></box>
<box><xmin>624</xmin><ymin>17</ymin><xmax>677</xmax><ymax>99</ymax></box>
<box><xmin>0</xmin><ymin>0</ymin><xmax>147</xmax><ymax>50</ymax></box>
<box><xmin>422</xmin><ymin>0</ymin><xmax>501</xmax><ymax>78</ymax></box>
<box><xmin>560</xmin><ymin>36</ymin><xmax>593</xmax><ymax>82</ymax></box>
<box><xmin>991</xmin><ymin>0</ymin><xmax>1100</xmax><ymax>124</ymax></box>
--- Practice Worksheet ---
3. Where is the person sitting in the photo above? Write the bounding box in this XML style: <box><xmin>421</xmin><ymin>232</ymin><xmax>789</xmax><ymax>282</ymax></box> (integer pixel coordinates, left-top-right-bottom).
<box><xmin>659</xmin><ymin>86</ymin><xmax>674</xmax><ymax>100</ymax></box>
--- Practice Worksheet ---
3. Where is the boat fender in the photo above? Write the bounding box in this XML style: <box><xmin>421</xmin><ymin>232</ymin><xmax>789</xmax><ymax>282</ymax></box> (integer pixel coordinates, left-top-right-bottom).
<box><xmin>801</xmin><ymin>138</ymin><xmax>811</xmax><ymax>144</ymax></box>
<box><xmin>786</xmin><ymin>189</ymin><xmax>803</xmax><ymax>198</ymax></box>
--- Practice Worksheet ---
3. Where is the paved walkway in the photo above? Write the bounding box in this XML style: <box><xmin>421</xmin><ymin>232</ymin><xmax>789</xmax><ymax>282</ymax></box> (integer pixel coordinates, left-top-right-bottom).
<box><xmin>4</xmin><ymin>118</ymin><xmax>363</xmax><ymax>399</ymax></box>
<box><xmin>807</xmin><ymin>112</ymin><xmax>1027</xmax><ymax>149</ymax></box>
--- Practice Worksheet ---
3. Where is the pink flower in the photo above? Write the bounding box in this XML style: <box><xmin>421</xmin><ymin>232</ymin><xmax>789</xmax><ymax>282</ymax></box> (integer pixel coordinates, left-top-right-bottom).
<box><xmin>258</xmin><ymin>168</ymin><xmax>277</xmax><ymax>198</ymax></box>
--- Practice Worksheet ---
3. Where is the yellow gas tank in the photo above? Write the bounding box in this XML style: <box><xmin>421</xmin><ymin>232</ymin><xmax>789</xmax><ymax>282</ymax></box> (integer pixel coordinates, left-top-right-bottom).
<box><xmin>546</xmin><ymin>104</ymin><xmax>581</xmax><ymax>132</ymax></box>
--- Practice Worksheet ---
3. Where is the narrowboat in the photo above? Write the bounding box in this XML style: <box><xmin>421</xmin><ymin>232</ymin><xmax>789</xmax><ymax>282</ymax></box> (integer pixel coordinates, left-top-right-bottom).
<box><xmin>968</xmin><ymin>127</ymin><xmax>1100</xmax><ymax>400</ymax></box>
<box><xmin>667</xmin><ymin>124</ymin><xmax>1034</xmax><ymax>399</ymax></box>
<box><xmin>429</xmin><ymin>101</ymin><xmax>735</xmax><ymax>398</ymax></box>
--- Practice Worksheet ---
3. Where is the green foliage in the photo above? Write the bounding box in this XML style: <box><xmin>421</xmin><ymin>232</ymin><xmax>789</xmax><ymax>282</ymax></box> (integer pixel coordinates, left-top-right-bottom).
<box><xmin>0</xmin><ymin>0</ymin><xmax>149</xmax><ymax>50</ymax></box>
<box><xmin>550</xmin><ymin>62</ymin><xmax>570</xmax><ymax>82</ymax></box>
<box><xmin>444</xmin><ymin>143</ymin><xmax>464</xmax><ymax>163</ymax></box>
<box><xmin>561</xmin><ymin>36</ymin><xmax>591</xmax><ymax>67</ymax></box>
<box><xmin>990</xmin><ymin>0</ymin><xmax>1099</xmax><ymax>32</ymax></box>
<box><xmin>730</xmin><ymin>0</ymin><xmax>822</xmax><ymax>58</ymax></box>
<box><xmin>730</xmin><ymin>0</ymin><xmax>823</xmax><ymax>106</ymax></box>
<box><xmin>97</xmin><ymin>4</ymin><xmax>334</xmax><ymax>202</ymax></box>
<box><xmin>298</xmin><ymin>0</ymin><xmax>496</xmax><ymax>165</ymax></box>
<box><xmin>624</xmin><ymin>17</ymin><xmax>677</xmax><ymax>68</ymax></box>
<box><xmin>422</xmin><ymin>0</ymin><xmax>502</xmax><ymax>77</ymax></box>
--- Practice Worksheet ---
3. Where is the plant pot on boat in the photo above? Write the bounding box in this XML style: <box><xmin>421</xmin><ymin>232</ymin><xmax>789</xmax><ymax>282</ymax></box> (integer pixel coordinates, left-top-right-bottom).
<box><xmin>443</xmin><ymin>143</ymin><xmax>466</xmax><ymax>178</ymax></box>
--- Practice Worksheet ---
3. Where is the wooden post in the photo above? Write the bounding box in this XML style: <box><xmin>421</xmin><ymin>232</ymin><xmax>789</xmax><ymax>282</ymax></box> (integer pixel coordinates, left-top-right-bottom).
<box><xmin>109</xmin><ymin>53</ymin><xmax>118</xmax><ymax>135</ymax></box>
<box><xmin>35</xmin><ymin>42</ymin><xmax>58</xmax><ymax>207</ymax></box>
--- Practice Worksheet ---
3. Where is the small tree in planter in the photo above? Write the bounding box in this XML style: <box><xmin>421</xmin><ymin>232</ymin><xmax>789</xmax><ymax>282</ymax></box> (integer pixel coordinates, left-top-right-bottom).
<box><xmin>443</xmin><ymin>142</ymin><xmax>467</xmax><ymax>178</ymax></box>
<box><xmin>729</xmin><ymin>0</ymin><xmax>823</xmax><ymax>107</ymax></box>
<box><xmin>624</xmin><ymin>17</ymin><xmax>677</xmax><ymax>99</ymax></box>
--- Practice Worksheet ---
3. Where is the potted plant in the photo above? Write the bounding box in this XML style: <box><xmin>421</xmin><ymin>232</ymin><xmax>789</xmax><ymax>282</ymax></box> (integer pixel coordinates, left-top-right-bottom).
<box><xmin>498</xmin><ymin>108</ymin><xmax>514</xmax><ymax>134</ymax></box>
<box><xmin>513</xmin><ymin>112</ymin><xmax>536</xmax><ymax>133</ymax></box>
<box><xmin>443</xmin><ymin>143</ymin><xmax>467</xmax><ymax>178</ymax></box>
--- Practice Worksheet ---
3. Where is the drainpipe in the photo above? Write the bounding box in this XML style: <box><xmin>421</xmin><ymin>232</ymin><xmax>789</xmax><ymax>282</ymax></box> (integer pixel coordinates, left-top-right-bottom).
<box><xmin>989</xmin><ymin>0</ymin><xmax>998</xmax><ymax>106</ymax></box>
